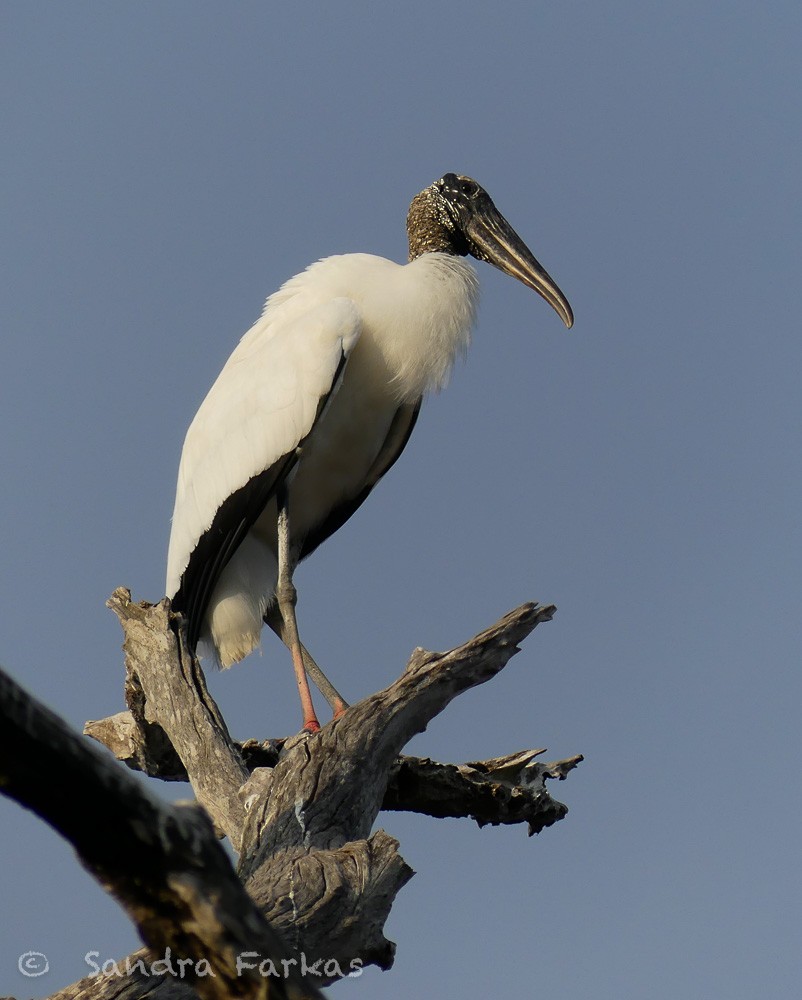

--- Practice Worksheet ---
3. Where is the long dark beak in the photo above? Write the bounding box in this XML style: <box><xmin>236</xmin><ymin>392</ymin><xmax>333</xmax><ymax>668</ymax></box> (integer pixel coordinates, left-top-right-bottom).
<box><xmin>465</xmin><ymin>200</ymin><xmax>574</xmax><ymax>328</ymax></box>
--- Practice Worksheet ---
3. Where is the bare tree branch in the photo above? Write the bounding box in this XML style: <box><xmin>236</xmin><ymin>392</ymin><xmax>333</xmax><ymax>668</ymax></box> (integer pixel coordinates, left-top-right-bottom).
<box><xmin>88</xmin><ymin>597</ymin><xmax>578</xmax><ymax>838</ymax></box>
<box><xmin>84</xmin><ymin>708</ymin><xmax>582</xmax><ymax>836</ymax></box>
<box><xmin>384</xmin><ymin>750</ymin><xmax>584</xmax><ymax>836</ymax></box>
<box><xmin>107</xmin><ymin>589</ymin><xmax>250</xmax><ymax>846</ymax></box>
<box><xmin>82</xmin><ymin>594</ymin><xmax>577</xmax><ymax>981</ymax></box>
<box><xmin>0</xmin><ymin>662</ymin><xmax>320</xmax><ymax>1000</ymax></box>
<box><xmin>3</xmin><ymin>592</ymin><xmax>579</xmax><ymax>1000</ymax></box>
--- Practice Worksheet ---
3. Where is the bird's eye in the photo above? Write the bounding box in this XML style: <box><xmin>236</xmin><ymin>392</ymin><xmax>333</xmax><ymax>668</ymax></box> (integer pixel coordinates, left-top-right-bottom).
<box><xmin>458</xmin><ymin>178</ymin><xmax>480</xmax><ymax>198</ymax></box>
<box><xmin>436</xmin><ymin>174</ymin><xmax>482</xmax><ymax>202</ymax></box>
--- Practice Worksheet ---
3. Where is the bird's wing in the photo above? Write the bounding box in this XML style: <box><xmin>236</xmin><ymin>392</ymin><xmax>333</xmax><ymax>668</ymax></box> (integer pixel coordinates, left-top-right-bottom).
<box><xmin>298</xmin><ymin>398</ymin><xmax>422</xmax><ymax>562</ymax></box>
<box><xmin>167</xmin><ymin>297</ymin><xmax>362</xmax><ymax>645</ymax></box>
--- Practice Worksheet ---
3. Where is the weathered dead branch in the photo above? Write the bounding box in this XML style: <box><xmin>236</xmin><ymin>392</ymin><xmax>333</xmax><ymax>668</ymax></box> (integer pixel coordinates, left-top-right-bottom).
<box><xmin>0</xmin><ymin>662</ymin><xmax>320</xmax><ymax>1000</ymax></box>
<box><xmin>107</xmin><ymin>589</ymin><xmax>250</xmax><ymax>847</ymax></box>
<box><xmin>87</xmin><ymin>596</ymin><xmax>581</xmax><ymax>842</ymax></box>
<box><xmin>2</xmin><ymin>588</ymin><xmax>580</xmax><ymax>1000</ymax></box>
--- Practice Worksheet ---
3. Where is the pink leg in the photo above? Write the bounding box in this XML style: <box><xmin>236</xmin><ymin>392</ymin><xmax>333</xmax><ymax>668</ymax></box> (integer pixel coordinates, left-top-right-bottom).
<box><xmin>276</xmin><ymin>493</ymin><xmax>320</xmax><ymax>733</ymax></box>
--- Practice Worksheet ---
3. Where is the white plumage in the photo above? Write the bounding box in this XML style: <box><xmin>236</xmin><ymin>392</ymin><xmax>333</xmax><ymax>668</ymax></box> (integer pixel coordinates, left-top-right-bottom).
<box><xmin>167</xmin><ymin>253</ymin><xmax>478</xmax><ymax>666</ymax></box>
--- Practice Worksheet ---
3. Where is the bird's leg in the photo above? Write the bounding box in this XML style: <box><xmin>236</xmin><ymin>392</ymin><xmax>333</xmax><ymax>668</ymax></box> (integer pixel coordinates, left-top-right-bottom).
<box><xmin>264</xmin><ymin>605</ymin><xmax>349</xmax><ymax>718</ymax></box>
<box><xmin>275</xmin><ymin>488</ymin><xmax>321</xmax><ymax>733</ymax></box>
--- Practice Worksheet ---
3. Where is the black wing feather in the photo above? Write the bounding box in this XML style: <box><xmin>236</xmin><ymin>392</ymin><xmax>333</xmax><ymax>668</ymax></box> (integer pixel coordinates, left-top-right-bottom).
<box><xmin>171</xmin><ymin>452</ymin><xmax>296</xmax><ymax>652</ymax></box>
<box><xmin>298</xmin><ymin>399</ymin><xmax>422</xmax><ymax>562</ymax></box>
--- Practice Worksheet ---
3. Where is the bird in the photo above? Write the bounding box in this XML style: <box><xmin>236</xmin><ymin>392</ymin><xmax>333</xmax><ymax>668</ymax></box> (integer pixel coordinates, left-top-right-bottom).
<box><xmin>166</xmin><ymin>173</ymin><xmax>573</xmax><ymax>732</ymax></box>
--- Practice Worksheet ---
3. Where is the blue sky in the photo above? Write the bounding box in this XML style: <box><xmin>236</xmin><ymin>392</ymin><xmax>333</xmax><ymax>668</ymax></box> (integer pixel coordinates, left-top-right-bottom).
<box><xmin>1</xmin><ymin>3</ymin><xmax>800</xmax><ymax>997</ymax></box>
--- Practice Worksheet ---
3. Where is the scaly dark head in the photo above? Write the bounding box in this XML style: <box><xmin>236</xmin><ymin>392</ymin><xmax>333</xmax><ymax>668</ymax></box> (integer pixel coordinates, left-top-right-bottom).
<box><xmin>406</xmin><ymin>173</ymin><xmax>573</xmax><ymax>328</ymax></box>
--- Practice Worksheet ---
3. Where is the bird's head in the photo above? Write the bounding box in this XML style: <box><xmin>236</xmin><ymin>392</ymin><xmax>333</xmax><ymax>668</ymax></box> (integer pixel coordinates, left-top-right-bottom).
<box><xmin>407</xmin><ymin>173</ymin><xmax>573</xmax><ymax>328</ymax></box>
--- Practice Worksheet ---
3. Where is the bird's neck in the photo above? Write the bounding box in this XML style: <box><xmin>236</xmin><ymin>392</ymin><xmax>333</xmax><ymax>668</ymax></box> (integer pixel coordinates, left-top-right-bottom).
<box><xmin>364</xmin><ymin>254</ymin><xmax>479</xmax><ymax>401</ymax></box>
<box><xmin>406</xmin><ymin>189</ymin><xmax>470</xmax><ymax>261</ymax></box>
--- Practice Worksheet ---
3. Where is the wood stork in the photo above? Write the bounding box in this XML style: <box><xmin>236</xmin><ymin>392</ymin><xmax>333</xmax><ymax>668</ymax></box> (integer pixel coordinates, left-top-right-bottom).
<box><xmin>166</xmin><ymin>173</ymin><xmax>573</xmax><ymax>732</ymax></box>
